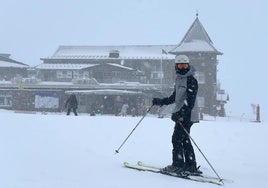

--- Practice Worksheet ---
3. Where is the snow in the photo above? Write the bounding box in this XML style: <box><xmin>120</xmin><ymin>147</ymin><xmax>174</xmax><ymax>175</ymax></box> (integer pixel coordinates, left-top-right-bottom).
<box><xmin>51</xmin><ymin>45</ymin><xmax>175</xmax><ymax>59</ymax></box>
<box><xmin>35</xmin><ymin>63</ymin><xmax>98</xmax><ymax>70</ymax></box>
<box><xmin>0</xmin><ymin>110</ymin><xmax>267</xmax><ymax>188</ymax></box>
<box><xmin>66</xmin><ymin>89</ymin><xmax>142</xmax><ymax>95</ymax></box>
<box><xmin>35</xmin><ymin>63</ymin><xmax>136</xmax><ymax>71</ymax></box>
<box><xmin>0</xmin><ymin>60</ymin><xmax>28</xmax><ymax>68</ymax></box>
<box><xmin>173</xmin><ymin>40</ymin><xmax>217</xmax><ymax>52</ymax></box>
<box><xmin>107</xmin><ymin>63</ymin><xmax>135</xmax><ymax>71</ymax></box>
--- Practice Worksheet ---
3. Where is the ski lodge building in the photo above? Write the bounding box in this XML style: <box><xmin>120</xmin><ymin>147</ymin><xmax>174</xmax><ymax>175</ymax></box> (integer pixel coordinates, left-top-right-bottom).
<box><xmin>0</xmin><ymin>15</ymin><xmax>228</xmax><ymax>116</ymax></box>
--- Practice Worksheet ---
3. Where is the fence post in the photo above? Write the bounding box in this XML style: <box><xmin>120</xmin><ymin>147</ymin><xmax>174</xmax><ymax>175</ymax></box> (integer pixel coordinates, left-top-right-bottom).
<box><xmin>256</xmin><ymin>104</ymin><xmax>261</xmax><ymax>122</ymax></box>
<box><xmin>199</xmin><ymin>108</ymin><xmax>203</xmax><ymax>120</ymax></box>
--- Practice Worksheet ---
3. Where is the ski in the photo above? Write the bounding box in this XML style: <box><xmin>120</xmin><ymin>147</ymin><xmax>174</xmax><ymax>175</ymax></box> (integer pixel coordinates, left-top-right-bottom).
<box><xmin>124</xmin><ymin>162</ymin><xmax>160</xmax><ymax>173</ymax></box>
<box><xmin>137</xmin><ymin>161</ymin><xmax>159</xmax><ymax>169</ymax></box>
<box><xmin>124</xmin><ymin>162</ymin><xmax>224</xmax><ymax>186</ymax></box>
<box><xmin>137</xmin><ymin>161</ymin><xmax>226</xmax><ymax>182</ymax></box>
<box><xmin>137</xmin><ymin>161</ymin><xmax>231</xmax><ymax>184</ymax></box>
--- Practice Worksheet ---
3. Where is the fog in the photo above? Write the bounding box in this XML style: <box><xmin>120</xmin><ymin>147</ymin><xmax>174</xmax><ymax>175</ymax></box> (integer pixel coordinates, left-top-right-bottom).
<box><xmin>0</xmin><ymin>0</ymin><xmax>267</xmax><ymax>120</ymax></box>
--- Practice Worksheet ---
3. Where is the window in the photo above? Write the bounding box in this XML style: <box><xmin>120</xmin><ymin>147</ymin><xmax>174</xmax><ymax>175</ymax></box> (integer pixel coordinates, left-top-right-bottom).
<box><xmin>73</xmin><ymin>71</ymin><xmax>79</xmax><ymax>79</ymax></box>
<box><xmin>0</xmin><ymin>95</ymin><xmax>12</xmax><ymax>107</ymax></box>
<box><xmin>195</xmin><ymin>72</ymin><xmax>205</xmax><ymax>84</ymax></box>
<box><xmin>56</xmin><ymin>70</ymin><xmax>73</xmax><ymax>79</ymax></box>
<box><xmin>66</xmin><ymin>71</ymin><xmax>72</xmax><ymax>78</ymax></box>
<box><xmin>151</xmin><ymin>71</ymin><xmax>163</xmax><ymax>79</ymax></box>
<box><xmin>112</xmin><ymin>71</ymin><xmax>119</xmax><ymax>77</ymax></box>
<box><xmin>82</xmin><ymin>71</ymin><xmax>89</xmax><ymax>78</ymax></box>
<box><xmin>57</xmin><ymin>71</ymin><xmax>63</xmax><ymax>78</ymax></box>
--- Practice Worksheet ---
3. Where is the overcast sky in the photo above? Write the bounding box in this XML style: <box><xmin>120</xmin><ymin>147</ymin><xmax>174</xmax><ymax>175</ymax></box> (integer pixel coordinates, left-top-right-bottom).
<box><xmin>0</xmin><ymin>0</ymin><xmax>267</xmax><ymax>119</ymax></box>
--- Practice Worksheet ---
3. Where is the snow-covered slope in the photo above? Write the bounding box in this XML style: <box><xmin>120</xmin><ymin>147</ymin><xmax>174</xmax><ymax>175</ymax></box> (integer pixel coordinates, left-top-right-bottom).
<box><xmin>0</xmin><ymin>111</ymin><xmax>267</xmax><ymax>188</ymax></box>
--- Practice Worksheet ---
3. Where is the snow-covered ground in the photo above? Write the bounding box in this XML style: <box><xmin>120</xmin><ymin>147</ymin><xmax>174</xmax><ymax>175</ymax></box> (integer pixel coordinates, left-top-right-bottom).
<box><xmin>0</xmin><ymin>110</ymin><xmax>267</xmax><ymax>188</ymax></box>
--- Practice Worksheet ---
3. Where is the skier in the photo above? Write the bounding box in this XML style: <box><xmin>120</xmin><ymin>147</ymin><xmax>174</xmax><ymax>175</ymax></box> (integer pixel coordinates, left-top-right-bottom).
<box><xmin>65</xmin><ymin>93</ymin><xmax>78</xmax><ymax>116</ymax></box>
<box><xmin>119</xmin><ymin>103</ymin><xmax>129</xmax><ymax>116</ymax></box>
<box><xmin>152</xmin><ymin>54</ymin><xmax>201</xmax><ymax>175</ymax></box>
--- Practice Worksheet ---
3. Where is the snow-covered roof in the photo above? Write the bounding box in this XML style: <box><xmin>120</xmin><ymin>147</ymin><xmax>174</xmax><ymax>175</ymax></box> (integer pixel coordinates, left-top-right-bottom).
<box><xmin>44</xmin><ymin>45</ymin><xmax>176</xmax><ymax>60</ymax></box>
<box><xmin>172</xmin><ymin>40</ymin><xmax>218</xmax><ymax>52</ymax></box>
<box><xmin>107</xmin><ymin>63</ymin><xmax>135</xmax><ymax>71</ymax></box>
<box><xmin>0</xmin><ymin>54</ymin><xmax>29</xmax><ymax>68</ymax></box>
<box><xmin>170</xmin><ymin>16</ymin><xmax>222</xmax><ymax>54</ymax></box>
<box><xmin>35</xmin><ymin>63</ymin><xmax>137</xmax><ymax>71</ymax></box>
<box><xmin>0</xmin><ymin>60</ymin><xmax>29</xmax><ymax>68</ymax></box>
<box><xmin>65</xmin><ymin>89</ymin><xmax>142</xmax><ymax>95</ymax></box>
<box><xmin>35</xmin><ymin>63</ymin><xmax>98</xmax><ymax>70</ymax></box>
<box><xmin>0</xmin><ymin>80</ymin><xmax>159</xmax><ymax>91</ymax></box>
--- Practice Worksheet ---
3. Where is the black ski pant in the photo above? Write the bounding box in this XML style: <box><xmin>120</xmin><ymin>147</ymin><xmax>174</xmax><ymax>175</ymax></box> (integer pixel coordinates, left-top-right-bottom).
<box><xmin>67</xmin><ymin>108</ymin><xmax>78</xmax><ymax>116</ymax></box>
<box><xmin>171</xmin><ymin>121</ymin><xmax>196</xmax><ymax>169</ymax></box>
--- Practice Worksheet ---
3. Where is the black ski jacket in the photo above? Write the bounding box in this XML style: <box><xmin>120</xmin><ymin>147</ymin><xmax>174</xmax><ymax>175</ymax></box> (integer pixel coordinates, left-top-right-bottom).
<box><xmin>162</xmin><ymin>75</ymin><xmax>198</xmax><ymax>121</ymax></box>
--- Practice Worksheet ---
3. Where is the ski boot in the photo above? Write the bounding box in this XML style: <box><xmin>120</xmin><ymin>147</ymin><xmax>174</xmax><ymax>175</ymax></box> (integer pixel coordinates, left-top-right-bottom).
<box><xmin>184</xmin><ymin>165</ymin><xmax>203</xmax><ymax>176</ymax></box>
<box><xmin>160</xmin><ymin>165</ymin><xmax>185</xmax><ymax>176</ymax></box>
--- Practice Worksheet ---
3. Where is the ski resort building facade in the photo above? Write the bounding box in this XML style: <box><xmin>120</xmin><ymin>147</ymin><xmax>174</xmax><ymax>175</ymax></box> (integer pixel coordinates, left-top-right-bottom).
<box><xmin>0</xmin><ymin>15</ymin><xmax>228</xmax><ymax>116</ymax></box>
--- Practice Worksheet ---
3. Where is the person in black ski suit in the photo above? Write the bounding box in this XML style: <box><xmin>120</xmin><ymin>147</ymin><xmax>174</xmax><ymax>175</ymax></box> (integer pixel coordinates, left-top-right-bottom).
<box><xmin>65</xmin><ymin>93</ymin><xmax>78</xmax><ymax>116</ymax></box>
<box><xmin>152</xmin><ymin>55</ymin><xmax>201</xmax><ymax>175</ymax></box>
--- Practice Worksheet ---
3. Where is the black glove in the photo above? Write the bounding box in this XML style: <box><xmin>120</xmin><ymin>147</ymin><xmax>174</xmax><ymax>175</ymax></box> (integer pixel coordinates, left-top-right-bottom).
<box><xmin>171</xmin><ymin>105</ymin><xmax>191</xmax><ymax>122</ymax></box>
<box><xmin>152</xmin><ymin>98</ymin><xmax>164</xmax><ymax>106</ymax></box>
<box><xmin>171</xmin><ymin>111</ymin><xmax>183</xmax><ymax>122</ymax></box>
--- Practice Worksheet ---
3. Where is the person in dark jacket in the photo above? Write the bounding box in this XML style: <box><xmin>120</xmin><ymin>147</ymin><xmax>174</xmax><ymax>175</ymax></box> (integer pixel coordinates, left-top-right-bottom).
<box><xmin>152</xmin><ymin>55</ymin><xmax>201</xmax><ymax>175</ymax></box>
<box><xmin>65</xmin><ymin>93</ymin><xmax>78</xmax><ymax>116</ymax></box>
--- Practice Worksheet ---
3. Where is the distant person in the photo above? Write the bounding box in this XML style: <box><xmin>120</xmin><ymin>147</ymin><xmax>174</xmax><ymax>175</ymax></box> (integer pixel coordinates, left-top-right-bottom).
<box><xmin>131</xmin><ymin>107</ymin><xmax>136</xmax><ymax>117</ymax></box>
<box><xmin>65</xmin><ymin>93</ymin><xmax>78</xmax><ymax>116</ymax></box>
<box><xmin>152</xmin><ymin>55</ymin><xmax>201</xmax><ymax>175</ymax></box>
<box><xmin>119</xmin><ymin>103</ymin><xmax>129</xmax><ymax>116</ymax></box>
<box><xmin>90</xmin><ymin>103</ymin><xmax>96</xmax><ymax>116</ymax></box>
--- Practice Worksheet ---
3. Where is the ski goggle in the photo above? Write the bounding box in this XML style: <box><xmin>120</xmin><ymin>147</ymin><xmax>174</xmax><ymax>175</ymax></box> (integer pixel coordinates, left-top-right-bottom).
<box><xmin>176</xmin><ymin>63</ymin><xmax>189</xmax><ymax>69</ymax></box>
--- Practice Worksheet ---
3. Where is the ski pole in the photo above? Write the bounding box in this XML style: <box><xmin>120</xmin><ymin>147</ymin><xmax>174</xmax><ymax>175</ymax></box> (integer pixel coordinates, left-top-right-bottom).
<box><xmin>115</xmin><ymin>105</ymin><xmax>153</xmax><ymax>154</ymax></box>
<box><xmin>178</xmin><ymin>121</ymin><xmax>224</xmax><ymax>183</ymax></box>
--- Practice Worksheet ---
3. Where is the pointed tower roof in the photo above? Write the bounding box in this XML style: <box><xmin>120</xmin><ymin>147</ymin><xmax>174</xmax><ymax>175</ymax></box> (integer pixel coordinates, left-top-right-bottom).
<box><xmin>169</xmin><ymin>15</ymin><xmax>222</xmax><ymax>55</ymax></box>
